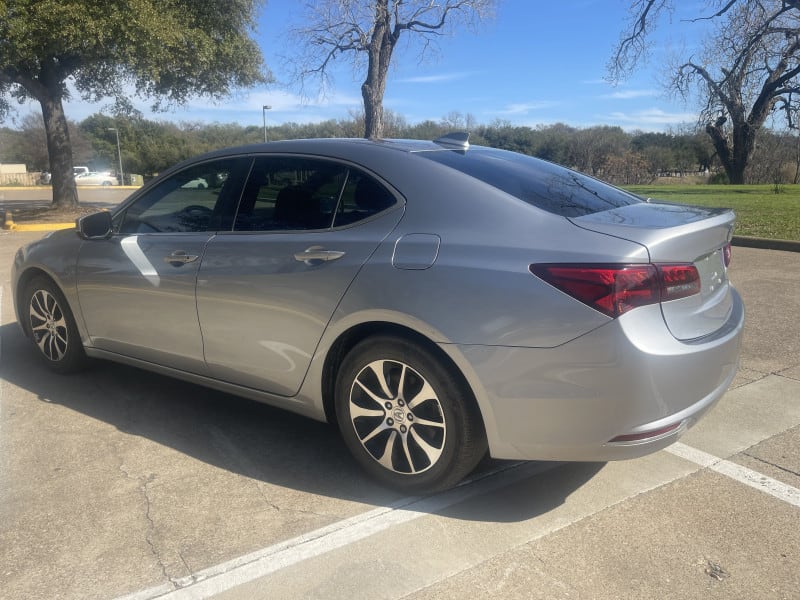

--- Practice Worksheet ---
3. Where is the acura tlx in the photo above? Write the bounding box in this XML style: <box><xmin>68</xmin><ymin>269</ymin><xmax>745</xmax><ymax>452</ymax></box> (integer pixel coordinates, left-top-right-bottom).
<box><xmin>12</xmin><ymin>133</ymin><xmax>744</xmax><ymax>492</ymax></box>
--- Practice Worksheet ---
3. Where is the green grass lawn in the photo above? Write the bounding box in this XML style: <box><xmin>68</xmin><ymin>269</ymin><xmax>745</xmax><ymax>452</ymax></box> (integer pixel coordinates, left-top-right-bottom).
<box><xmin>624</xmin><ymin>184</ymin><xmax>800</xmax><ymax>241</ymax></box>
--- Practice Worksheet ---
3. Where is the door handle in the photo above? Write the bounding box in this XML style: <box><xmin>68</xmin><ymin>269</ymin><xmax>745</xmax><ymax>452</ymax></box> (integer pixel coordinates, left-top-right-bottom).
<box><xmin>164</xmin><ymin>250</ymin><xmax>199</xmax><ymax>265</ymax></box>
<box><xmin>294</xmin><ymin>246</ymin><xmax>345</xmax><ymax>264</ymax></box>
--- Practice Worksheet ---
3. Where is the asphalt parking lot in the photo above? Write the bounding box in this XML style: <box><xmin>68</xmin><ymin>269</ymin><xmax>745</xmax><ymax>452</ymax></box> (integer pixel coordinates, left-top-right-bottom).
<box><xmin>1</xmin><ymin>223</ymin><xmax>798</xmax><ymax>599</ymax></box>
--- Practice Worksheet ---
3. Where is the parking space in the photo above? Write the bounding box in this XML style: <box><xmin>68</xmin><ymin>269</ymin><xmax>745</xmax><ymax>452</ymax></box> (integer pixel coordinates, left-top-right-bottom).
<box><xmin>1</xmin><ymin>229</ymin><xmax>798</xmax><ymax>600</ymax></box>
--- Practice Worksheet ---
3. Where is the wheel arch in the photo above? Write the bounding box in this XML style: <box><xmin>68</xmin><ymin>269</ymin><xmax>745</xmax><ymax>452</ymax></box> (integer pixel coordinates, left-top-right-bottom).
<box><xmin>320</xmin><ymin>321</ymin><xmax>488</xmax><ymax>439</ymax></box>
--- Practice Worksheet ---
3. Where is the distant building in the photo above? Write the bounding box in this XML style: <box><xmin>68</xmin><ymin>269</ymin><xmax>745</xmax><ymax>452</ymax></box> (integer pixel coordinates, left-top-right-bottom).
<box><xmin>0</xmin><ymin>163</ymin><xmax>27</xmax><ymax>174</ymax></box>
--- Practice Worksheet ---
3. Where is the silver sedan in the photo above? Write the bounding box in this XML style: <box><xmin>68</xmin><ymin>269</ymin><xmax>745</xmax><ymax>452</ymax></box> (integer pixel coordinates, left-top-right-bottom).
<box><xmin>11</xmin><ymin>134</ymin><xmax>744</xmax><ymax>493</ymax></box>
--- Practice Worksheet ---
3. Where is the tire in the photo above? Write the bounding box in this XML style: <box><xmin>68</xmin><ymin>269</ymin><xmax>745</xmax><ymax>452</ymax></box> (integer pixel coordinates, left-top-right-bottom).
<box><xmin>335</xmin><ymin>335</ymin><xmax>487</xmax><ymax>494</ymax></box>
<box><xmin>21</xmin><ymin>276</ymin><xmax>87</xmax><ymax>374</ymax></box>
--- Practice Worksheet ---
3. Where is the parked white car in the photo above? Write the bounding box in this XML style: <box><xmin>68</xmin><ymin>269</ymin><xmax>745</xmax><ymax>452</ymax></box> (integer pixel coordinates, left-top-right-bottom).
<box><xmin>75</xmin><ymin>172</ymin><xmax>118</xmax><ymax>186</ymax></box>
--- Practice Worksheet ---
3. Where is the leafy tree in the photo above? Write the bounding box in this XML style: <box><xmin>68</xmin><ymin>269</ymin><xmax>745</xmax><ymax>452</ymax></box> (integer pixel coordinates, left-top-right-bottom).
<box><xmin>0</xmin><ymin>0</ymin><xmax>269</xmax><ymax>207</ymax></box>
<box><xmin>531</xmin><ymin>123</ymin><xmax>576</xmax><ymax>165</ymax></box>
<box><xmin>610</xmin><ymin>0</ymin><xmax>800</xmax><ymax>184</ymax></box>
<box><xmin>290</xmin><ymin>0</ymin><xmax>494</xmax><ymax>139</ymax></box>
<box><xmin>0</xmin><ymin>126</ymin><xmax>24</xmax><ymax>163</ymax></box>
<box><xmin>11</xmin><ymin>113</ymin><xmax>92</xmax><ymax>172</ymax></box>
<box><xmin>570</xmin><ymin>126</ymin><xmax>630</xmax><ymax>176</ymax></box>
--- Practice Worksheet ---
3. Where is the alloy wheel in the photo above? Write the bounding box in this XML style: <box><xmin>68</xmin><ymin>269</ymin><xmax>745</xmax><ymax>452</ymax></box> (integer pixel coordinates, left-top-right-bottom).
<box><xmin>348</xmin><ymin>359</ymin><xmax>447</xmax><ymax>475</ymax></box>
<box><xmin>29</xmin><ymin>289</ymin><xmax>69</xmax><ymax>362</ymax></box>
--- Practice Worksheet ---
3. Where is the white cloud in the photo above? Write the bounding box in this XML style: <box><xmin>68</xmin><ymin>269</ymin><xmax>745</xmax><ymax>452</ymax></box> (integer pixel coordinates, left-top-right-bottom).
<box><xmin>602</xmin><ymin>89</ymin><xmax>659</xmax><ymax>100</ymax></box>
<box><xmin>25</xmin><ymin>85</ymin><xmax>364</xmax><ymax>127</ymax></box>
<box><xmin>494</xmin><ymin>101</ymin><xmax>557</xmax><ymax>116</ymax></box>
<box><xmin>599</xmin><ymin>107</ymin><xmax>698</xmax><ymax>131</ymax></box>
<box><xmin>396</xmin><ymin>72</ymin><xmax>474</xmax><ymax>84</ymax></box>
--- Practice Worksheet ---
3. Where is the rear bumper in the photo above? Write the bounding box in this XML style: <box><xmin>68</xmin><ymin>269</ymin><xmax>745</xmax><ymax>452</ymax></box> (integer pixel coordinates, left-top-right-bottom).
<box><xmin>449</xmin><ymin>288</ymin><xmax>744</xmax><ymax>461</ymax></box>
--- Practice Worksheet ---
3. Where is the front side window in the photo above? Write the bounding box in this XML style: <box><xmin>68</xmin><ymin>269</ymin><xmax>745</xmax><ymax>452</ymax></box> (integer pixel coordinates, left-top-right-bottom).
<box><xmin>234</xmin><ymin>157</ymin><xmax>396</xmax><ymax>232</ymax></box>
<box><xmin>116</xmin><ymin>158</ymin><xmax>251</xmax><ymax>234</ymax></box>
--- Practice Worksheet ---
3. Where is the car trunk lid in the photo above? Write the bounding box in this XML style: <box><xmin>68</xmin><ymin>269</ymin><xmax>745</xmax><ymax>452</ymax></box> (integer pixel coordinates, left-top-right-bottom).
<box><xmin>570</xmin><ymin>201</ymin><xmax>736</xmax><ymax>341</ymax></box>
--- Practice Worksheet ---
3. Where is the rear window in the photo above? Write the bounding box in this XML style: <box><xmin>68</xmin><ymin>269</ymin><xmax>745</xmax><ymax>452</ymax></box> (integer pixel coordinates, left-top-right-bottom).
<box><xmin>417</xmin><ymin>147</ymin><xmax>643</xmax><ymax>217</ymax></box>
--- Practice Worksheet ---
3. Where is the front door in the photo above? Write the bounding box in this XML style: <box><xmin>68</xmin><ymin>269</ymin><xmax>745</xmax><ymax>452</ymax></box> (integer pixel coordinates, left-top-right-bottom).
<box><xmin>76</xmin><ymin>157</ymin><xmax>251</xmax><ymax>372</ymax></box>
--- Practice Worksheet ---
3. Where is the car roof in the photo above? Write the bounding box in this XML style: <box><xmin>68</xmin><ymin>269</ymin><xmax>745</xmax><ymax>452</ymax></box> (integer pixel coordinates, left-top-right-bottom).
<box><xmin>191</xmin><ymin>136</ymin><xmax>460</xmax><ymax>162</ymax></box>
<box><xmin>153</xmin><ymin>136</ymin><xmax>462</xmax><ymax>184</ymax></box>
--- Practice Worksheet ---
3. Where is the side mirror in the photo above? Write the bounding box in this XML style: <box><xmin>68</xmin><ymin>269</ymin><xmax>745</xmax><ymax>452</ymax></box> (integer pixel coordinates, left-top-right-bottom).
<box><xmin>76</xmin><ymin>211</ymin><xmax>113</xmax><ymax>240</ymax></box>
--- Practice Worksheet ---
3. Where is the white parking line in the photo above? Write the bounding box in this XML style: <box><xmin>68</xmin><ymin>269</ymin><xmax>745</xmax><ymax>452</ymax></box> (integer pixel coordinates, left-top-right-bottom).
<box><xmin>114</xmin><ymin>460</ymin><xmax>547</xmax><ymax>600</ymax></box>
<box><xmin>667</xmin><ymin>442</ymin><xmax>800</xmax><ymax>507</ymax></box>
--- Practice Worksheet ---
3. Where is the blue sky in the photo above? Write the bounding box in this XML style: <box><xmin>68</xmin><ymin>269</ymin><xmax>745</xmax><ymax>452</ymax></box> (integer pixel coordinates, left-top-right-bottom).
<box><xmin>39</xmin><ymin>0</ymin><xmax>713</xmax><ymax>132</ymax></box>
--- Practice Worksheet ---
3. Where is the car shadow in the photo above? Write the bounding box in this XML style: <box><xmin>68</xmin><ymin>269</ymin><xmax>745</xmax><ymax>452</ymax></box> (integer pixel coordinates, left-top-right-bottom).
<box><xmin>0</xmin><ymin>321</ymin><xmax>605</xmax><ymax>523</ymax></box>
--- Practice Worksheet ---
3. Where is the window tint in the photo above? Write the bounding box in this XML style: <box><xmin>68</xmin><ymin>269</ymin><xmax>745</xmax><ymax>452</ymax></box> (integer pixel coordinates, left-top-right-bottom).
<box><xmin>418</xmin><ymin>147</ymin><xmax>642</xmax><ymax>217</ymax></box>
<box><xmin>116</xmin><ymin>158</ymin><xmax>250</xmax><ymax>234</ymax></box>
<box><xmin>234</xmin><ymin>157</ymin><xmax>395</xmax><ymax>231</ymax></box>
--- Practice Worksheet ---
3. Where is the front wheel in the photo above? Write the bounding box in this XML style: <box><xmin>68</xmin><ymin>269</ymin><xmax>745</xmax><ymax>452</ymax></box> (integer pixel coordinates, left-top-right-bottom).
<box><xmin>22</xmin><ymin>276</ymin><xmax>87</xmax><ymax>374</ymax></box>
<box><xmin>335</xmin><ymin>336</ymin><xmax>487</xmax><ymax>494</ymax></box>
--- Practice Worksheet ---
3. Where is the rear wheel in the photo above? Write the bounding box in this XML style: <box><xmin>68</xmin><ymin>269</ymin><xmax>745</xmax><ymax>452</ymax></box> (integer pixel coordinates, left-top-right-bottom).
<box><xmin>22</xmin><ymin>276</ymin><xmax>87</xmax><ymax>373</ymax></box>
<box><xmin>335</xmin><ymin>335</ymin><xmax>487</xmax><ymax>493</ymax></box>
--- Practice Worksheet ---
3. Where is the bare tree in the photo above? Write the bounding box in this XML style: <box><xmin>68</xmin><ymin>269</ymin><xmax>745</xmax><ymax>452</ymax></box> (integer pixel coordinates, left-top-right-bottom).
<box><xmin>290</xmin><ymin>0</ymin><xmax>494</xmax><ymax>139</ymax></box>
<box><xmin>610</xmin><ymin>0</ymin><xmax>800</xmax><ymax>184</ymax></box>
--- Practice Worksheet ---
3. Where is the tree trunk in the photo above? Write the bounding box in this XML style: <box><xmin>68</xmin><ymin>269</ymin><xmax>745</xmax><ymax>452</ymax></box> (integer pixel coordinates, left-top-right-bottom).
<box><xmin>362</xmin><ymin>0</ymin><xmax>394</xmax><ymax>139</ymax></box>
<box><xmin>41</xmin><ymin>93</ymin><xmax>79</xmax><ymax>208</ymax></box>
<box><xmin>706</xmin><ymin>118</ymin><xmax>750</xmax><ymax>184</ymax></box>
<box><xmin>362</xmin><ymin>83</ymin><xmax>384</xmax><ymax>139</ymax></box>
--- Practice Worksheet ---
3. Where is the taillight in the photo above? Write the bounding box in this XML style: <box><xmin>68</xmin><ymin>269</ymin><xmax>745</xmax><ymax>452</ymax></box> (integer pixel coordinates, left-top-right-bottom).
<box><xmin>658</xmin><ymin>264</ymin><xmax>701</xmax><ymax>301</ymax></box>
<box><xmin>530</xmin><ymin>263</ymin><xmax>700</xmax><ymax>318</ymax></box>
<box><xmin>723</xmin><ymin>243</ymin><xmax>732</xmax><ymax>267</ymax></box>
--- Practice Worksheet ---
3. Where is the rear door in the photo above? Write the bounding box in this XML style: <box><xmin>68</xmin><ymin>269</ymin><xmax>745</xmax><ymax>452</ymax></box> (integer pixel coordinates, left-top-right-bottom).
<box><xmin>197</xmin><ymin>156</ymin><xmax>403</xmax><ymax>396</ymax></box>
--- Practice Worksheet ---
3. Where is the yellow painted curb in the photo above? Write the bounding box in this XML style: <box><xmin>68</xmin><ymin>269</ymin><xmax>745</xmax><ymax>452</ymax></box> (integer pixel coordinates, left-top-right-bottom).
<box><xmin>0</xmin><ymin>185</ymin><xmax>141</xmax><ymax>190</ymax></box>
<box><xmin>2</xmin><ymin>212</ymin><xmax>74</xmax><ymax>232</ymax></box>
<box><xmin>12</xmin><ymin>223</ymin><xmax>75</xmax><ymax>232</ymax></box>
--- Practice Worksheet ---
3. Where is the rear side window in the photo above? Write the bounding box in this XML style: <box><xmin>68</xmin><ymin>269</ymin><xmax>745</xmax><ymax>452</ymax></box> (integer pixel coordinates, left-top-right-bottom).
<box><xmin>331</xmin><ymin>171</ymin><xmax>396</xmax><ymax>227</ymax></box>
<box><xmin>418</xmin><ymin>147</ymin><xmax>642</xmax><ymax>217</ymax></box>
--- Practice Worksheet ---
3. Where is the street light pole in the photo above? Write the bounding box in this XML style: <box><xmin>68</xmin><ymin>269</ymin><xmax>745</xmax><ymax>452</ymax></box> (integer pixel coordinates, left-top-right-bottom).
<box><xmin>262</xmin><ymin>105</ymin><xmax>272</xmax><ymax>143</ymax></box>
<box><xmin>107</xmin><ymin>128</ymin><xmax>124</xmax><ymax>185</ymax></box>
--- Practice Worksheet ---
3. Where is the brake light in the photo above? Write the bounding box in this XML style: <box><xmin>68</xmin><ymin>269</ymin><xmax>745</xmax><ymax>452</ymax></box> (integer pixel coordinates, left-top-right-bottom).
<box><xmin>530</xmin><ymin>263</ymin><xmax>700</xmax><ymax>318</ymax></box>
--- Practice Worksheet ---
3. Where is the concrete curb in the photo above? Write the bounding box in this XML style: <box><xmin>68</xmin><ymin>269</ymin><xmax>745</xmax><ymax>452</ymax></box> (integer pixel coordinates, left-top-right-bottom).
<box><xmin>732</xmin><ymin>235</ymin><xmax>800</xmax><ymax>253</ymax></box>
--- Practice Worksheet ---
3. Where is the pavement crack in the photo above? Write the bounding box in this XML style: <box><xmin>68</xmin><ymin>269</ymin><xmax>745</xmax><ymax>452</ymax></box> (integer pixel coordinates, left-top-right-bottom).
<box><xmin>172</xmin><ymin>552</ymin><xmax>197</xmax><ymax>587</ymax></box>
<box><xmin>112</xmin><ymin>445</ymin><xmax>175</xmax><ymax>587</ymax></box>
<box><xmin>742</xmin><ymin>452</ymin><xmax>800</xmax><ymax>478</ymax></box>
<box><xmin>139</xmin><ymin>473</ymin><xmax>171</xmax><ymax>583</ymax></box>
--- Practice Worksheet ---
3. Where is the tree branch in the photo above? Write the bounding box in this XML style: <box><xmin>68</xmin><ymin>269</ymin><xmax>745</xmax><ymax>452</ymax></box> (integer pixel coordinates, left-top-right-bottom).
<box><xmin>687</xmin><ymin>0</ymin><xmax>738</xmax><ymax>22</ymax></box>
